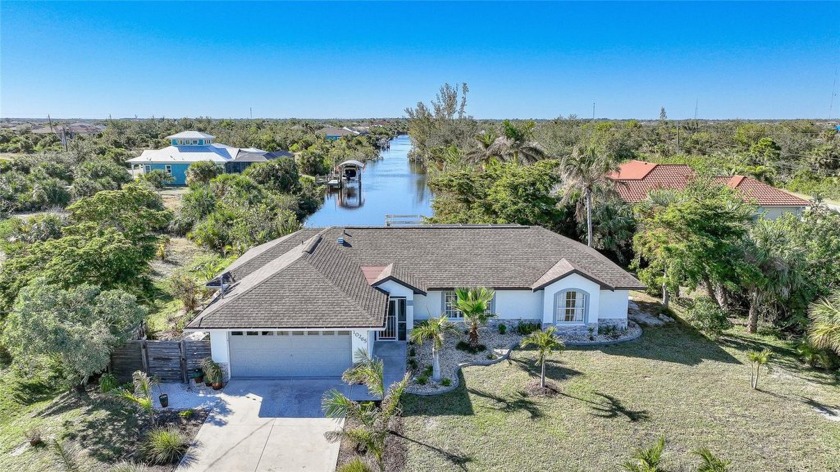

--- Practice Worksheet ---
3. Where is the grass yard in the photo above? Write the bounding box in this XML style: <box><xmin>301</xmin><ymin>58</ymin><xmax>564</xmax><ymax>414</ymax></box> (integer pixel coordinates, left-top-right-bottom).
<box><xmin>399</xmin><ymin>318</ymin><xmax>840</xmax><ymax>471</ymax></box>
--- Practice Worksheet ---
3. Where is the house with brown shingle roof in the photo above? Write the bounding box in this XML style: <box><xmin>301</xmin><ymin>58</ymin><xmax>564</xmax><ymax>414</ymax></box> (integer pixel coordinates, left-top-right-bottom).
<box><xmin>608</xmin><ymin>160</ymin><xmax>809</xmax><ymax>219</ymax></box>
<box><xmin>186</xmin><ymin>225</ymin><xmax>643</xmax><ymax>380</ymax></box>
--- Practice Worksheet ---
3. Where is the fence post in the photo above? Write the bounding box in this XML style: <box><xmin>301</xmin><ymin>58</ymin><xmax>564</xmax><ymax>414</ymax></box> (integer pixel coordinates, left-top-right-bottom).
<box><xmin>180</xmin><ymin>340</ymin><xmax>188</xmax><ymax>384</ymax></box>
<box><xmin>140</xmin><ymin>340</ymin><xmax>149</xmax><ymax>373</ymax></box>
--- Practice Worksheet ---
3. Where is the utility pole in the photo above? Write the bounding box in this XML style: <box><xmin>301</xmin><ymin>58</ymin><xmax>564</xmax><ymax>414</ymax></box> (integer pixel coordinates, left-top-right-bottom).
<box><xmin>592</xmin><ymin>102</ymin><xmax>596</xmax><ymax>121</ymax></box>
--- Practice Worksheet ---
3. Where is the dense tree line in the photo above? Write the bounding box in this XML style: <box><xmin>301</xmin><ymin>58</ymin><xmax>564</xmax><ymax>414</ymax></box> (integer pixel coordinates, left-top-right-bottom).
<box><xmin>408</xmin><ymin>83</ymin><xmax>840</xmax><ymax>341</ymax></box>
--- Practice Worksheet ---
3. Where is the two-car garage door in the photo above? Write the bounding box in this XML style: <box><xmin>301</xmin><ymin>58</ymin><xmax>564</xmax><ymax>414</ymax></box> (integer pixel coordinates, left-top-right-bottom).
<box><xmin>229</xmin><ymin>331</ymin><xmax>352</xmax><ymax>378</ymax></box>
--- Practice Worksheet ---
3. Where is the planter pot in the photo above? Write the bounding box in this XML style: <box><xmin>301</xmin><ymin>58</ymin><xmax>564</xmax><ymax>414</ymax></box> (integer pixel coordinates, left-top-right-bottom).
<box><xmin>159</xmin><ymin>393</ymin><xmax>169</xmax><ymax>408</ymax></box>
<box><xmin>193</xmin><ymin>375</ymin><xmax>204</xmax><ymax>384</ymax></box>
<box><xmin>211</xmin><ymin>382</ymin><xmax>223</xmax><ymax>390</ymax></box>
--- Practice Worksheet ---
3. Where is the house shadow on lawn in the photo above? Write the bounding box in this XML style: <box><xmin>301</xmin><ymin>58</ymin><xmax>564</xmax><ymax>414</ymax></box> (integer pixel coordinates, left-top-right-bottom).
<box><xmin>594</xmin><ymin>321</ymin><xmax>741</xmax><ymax>366</ymax></box>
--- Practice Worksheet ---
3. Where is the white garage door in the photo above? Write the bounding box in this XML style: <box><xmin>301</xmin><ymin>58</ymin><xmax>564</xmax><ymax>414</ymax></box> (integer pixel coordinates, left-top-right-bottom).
<box><xmin>229</xmin><ymin>331</ymin><xmax>352</xmax><ymax>378</ymax></box>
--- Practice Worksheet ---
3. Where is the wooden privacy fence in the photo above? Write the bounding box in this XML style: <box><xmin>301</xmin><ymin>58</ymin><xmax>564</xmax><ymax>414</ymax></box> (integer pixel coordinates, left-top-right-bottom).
<box><xmin>110</xmin><ymin>339</ymin><xmax>211</xmax><ymax>383</ymax></box>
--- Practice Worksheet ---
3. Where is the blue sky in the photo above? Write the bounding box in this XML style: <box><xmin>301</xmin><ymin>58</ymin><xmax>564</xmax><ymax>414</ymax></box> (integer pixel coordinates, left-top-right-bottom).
<box><xmin>1</xmin><ymin>1</ymin><xmax>839</xmax><ymax>119</ymax></box>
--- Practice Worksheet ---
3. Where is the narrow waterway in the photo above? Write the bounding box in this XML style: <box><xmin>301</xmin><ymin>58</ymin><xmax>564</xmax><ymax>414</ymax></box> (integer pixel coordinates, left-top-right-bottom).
<box><xmin>304</xmin><ymin>135</ymin><xmax>433</xmax><ymax>227</ymax></box>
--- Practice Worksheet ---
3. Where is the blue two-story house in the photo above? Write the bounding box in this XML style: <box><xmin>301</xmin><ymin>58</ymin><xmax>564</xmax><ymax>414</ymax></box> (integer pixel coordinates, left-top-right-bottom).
<box><xmin>127</xmin><ymin>131</ymin><xmax>290</xmax><ymax>185</ymax></box>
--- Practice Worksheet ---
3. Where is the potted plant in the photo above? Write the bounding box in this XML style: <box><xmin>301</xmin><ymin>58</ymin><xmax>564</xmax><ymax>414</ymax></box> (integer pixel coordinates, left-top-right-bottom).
<box><xmin>191</xmin><ymin>368</ymin><xmax>204</xmax><ymax>385</ymax></box>
<box><xmin>202</xmin><ymin>358</ymin><xmax>223</xmax><ymax>390</ymax></box>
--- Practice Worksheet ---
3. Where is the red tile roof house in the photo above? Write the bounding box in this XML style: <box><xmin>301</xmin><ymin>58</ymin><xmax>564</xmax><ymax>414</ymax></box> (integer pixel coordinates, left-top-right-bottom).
<box><xmin>185</xmin><ymin>226</ymin><xmax>644</xmax><ymax>380</ymax></box>
<box><xmin>608</xmin><ymin>160</ymin><xmax>810</xmax><ymax>219</ymax></box>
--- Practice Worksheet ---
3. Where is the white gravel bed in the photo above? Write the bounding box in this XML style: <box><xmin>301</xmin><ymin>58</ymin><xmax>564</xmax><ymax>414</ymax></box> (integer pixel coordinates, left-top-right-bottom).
<box><xmin>407</xmin><ymin>324</ymin><xmax>524</xmax><ymax>394</ymax></box>
<box><xmin>560</xmin><ymin>321</ymin><xmax>643</xmax><ymax>345</ymax></box>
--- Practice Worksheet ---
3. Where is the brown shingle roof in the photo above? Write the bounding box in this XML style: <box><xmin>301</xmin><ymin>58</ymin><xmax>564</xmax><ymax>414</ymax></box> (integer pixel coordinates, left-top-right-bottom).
<box><xmin>188</xmin><ymin>225</ymin><xmax>643</xmax><ymax>330</ymax></box>
<box><xmin>609</xmin><ymin>161</ymin><xmax>809</xmax><ymax>207</ymax></box>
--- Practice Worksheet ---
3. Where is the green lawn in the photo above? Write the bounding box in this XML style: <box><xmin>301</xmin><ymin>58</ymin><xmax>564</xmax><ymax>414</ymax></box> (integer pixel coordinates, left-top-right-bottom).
<box><xmin>400</xmin><ymin>320</ymin><xmax>840</xmax><ymax>471</ymax></box>
<box><xmin>0</xmin><ymin>368</ymin><xmax>140</xmax><ymax>471</ymax></box>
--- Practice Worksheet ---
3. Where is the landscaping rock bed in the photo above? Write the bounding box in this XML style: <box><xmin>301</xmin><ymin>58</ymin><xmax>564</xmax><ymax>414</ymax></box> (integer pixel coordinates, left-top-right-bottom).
<box><xmin>407</xmin><ymin>324</ymin><xmax>525</xmax><ymax>394</ymax></box>
<box><xmin>560</xmin><ymin>320</ymin><xmax>643</xmax><ymax>346</ymax></box>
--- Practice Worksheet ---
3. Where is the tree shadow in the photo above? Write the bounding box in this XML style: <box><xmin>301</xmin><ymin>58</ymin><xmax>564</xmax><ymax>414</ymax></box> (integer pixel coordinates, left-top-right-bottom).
<box><xmin>10</xmin><ymin>377</ymin><xmax>59</xmax><ymax>407</ymax></box>
<box><xmin>389</xmin><ymin>430</ymin><xmax>473</xmax><ymax>471</ymax></box>
<box><xmin>717</xmin><ymin>333</ymin><xmax>839</xmax><ymax>386</ymax></box>
<box><xmin>507</xmin><ymin>354</ymin><xmax>584</xmax><ymax>383</ymax></box>
<box><xmin>60</xmin><ymin>396</ymin><xmax>140</xmax><ymax>463</ymax></box>
<box><xmin>402</xmin><ymin>370</ymin><xmax>474</xmax><ymax>417</ymax></box>
<box><xmin>466</xmin><ymin>387</ymin><xmax>544</xmax><ymax>420</ymax></box>
<box><xmin>588</xmin><ymin>393</ymin><xmax>650</xmax><ymax>422</ymax></box>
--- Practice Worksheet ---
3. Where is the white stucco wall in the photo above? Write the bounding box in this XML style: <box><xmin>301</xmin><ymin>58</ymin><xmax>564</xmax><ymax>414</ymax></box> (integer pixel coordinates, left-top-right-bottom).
<box><xmin>374</xmin><ymin>279</ymin><xmax>415</xmax><ymax>336</ymax></box>
<box><xmin>757</xmin><ymin>206</ymin><xmax>803</xmax><ymax>220</ymax></box>
<box><xmin>413</xmin><ymin>292</ymin><xmax>441</xmax><ymax>321</ymax></box>
<box><xmin>493</xmin><ymin>290</ymin><xmax>543</xmax><ymax>319</ymax></box>
<box><xmin>208</xmin><ymin>330</ymin><xmax>231</xmax><ymax>380</ymax></box>
<box><xmin>541</xmin><ymin>273</ymin><xmax>602</xmax><ymax>326</ymax></box>
<box><xmin>599</xmin><ymin>289</ymin><xmax>630</xmax><ymax>321</ymax></box>
<box><xmin>351</xmin><ymin>329</ymin><xmax>372</xmax><ymax>360</ymax></box>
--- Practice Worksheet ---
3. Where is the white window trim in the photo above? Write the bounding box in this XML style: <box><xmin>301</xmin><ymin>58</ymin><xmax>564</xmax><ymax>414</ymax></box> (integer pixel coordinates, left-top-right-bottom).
<box><xmin>164</xmin><ymin>165</ymin><xmax>172</xmax><ymax>176</ymax></box>
<box><xmin>554</xmin><ymin>289</ymin><xmax>589</xmax><ymax>324</ymax></box>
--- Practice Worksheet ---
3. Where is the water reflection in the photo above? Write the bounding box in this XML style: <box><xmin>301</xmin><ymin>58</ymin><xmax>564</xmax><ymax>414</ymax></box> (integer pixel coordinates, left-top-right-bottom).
<box><xmin>305</xmin><ymin>135</ymin><xmax>433</xmax><ymax>227</ymax></box>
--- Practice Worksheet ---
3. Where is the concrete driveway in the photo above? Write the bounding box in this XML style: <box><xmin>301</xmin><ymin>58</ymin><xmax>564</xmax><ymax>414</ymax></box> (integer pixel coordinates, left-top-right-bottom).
<box><xmin>177</xmin><ymin>379</ymin><xmax>355</xmax><ymax>472</ymax></box>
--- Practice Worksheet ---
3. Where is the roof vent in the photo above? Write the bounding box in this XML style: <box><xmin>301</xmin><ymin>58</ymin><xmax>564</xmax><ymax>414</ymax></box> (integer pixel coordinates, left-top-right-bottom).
<box><xmin>337</xmin><ymin>237</ymin><xmax>345</xmax><ymax>246</ymax></box>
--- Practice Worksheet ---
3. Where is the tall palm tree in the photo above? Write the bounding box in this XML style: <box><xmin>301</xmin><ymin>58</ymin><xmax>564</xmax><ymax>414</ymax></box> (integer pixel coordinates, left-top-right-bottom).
<box><xmin>746</xmin><ymin>349</ymin><xmax>772</xmax><ymax>389</ymax></box>
<box><xmin>322</xmin><ymin>350</ymin><xmax>410</xmax><ymax>472</ymax></box>
<box><xmin>808</xmin><ymin>292</ymin><xmax>840</xmax><ymax>355</ymax></box>
<box><xmin>409</xmin><ymin>316</ymin><xmax>457</xmax><ymax>382</ymax></box>
<box><xmin>520</xmin><ymin>326</ymin><xmax>564</xmax><ymax>388</ymax></box>
<box><xmin>559</xmin><ymin>145</ymin><xmax>619</xmax><ymax>247</ymax></box>
<box><xmin>454</xmin><ymin>287</ymin><xmax>496</xmax><ymax>348</ymax></box>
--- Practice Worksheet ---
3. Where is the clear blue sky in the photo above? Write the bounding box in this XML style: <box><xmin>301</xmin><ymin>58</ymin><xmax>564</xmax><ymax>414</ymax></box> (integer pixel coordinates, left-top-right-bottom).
<box><xmin>2</xmin><ymin>1</ymin><xmax>839</xmax><ymax>119</ymax></box>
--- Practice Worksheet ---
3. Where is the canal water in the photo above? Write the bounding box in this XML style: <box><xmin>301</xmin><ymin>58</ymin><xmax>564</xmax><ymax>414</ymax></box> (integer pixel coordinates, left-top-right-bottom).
<box><xmin>304</xmin><ymin>135</ymin><xmax>433</xmax><ymax>227</ymax></box>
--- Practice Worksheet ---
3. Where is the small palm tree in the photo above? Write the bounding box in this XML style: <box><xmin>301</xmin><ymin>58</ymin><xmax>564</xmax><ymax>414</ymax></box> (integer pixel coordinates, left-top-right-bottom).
<box><xmin>746</xmin><ymin>349</ymin><xmax>772</xmax><ymax>389</ymax></box>
<box><xmin>694</xmin><ymin>447</ymin><xmax>731</xmax><ymax>472</ymax></box>
<box><xmin>322</xmin><ymin>350</ymin><xmax>409</xmax><ymax>472</ymax></box>
<box><xmin>117</xmin><ymin>371</ymin><xmax>156</xmax><ymax>429</ymax></box>
<box><xmin>520</xmin><ymin>326</ymin><xmax>564</xmax><ymax>388</ymax></box>
<box><xmin>623</xmin><ymin>436</ymin><xmax>665</xmax><ymax>472</ymax></box>
<box><xmin>454</xmin><ymin>287</ymin><xmax>496</xmax><ymax>348</ymax></box>
<box><xmin>808</xmin><ymin>292</ymin><xmax>840</xmax><ymax>355</ymax></box>
<box><xmin>410</xmin><ymin>316</ymin><xmax>457</xmax><ymax>382</ymax></box>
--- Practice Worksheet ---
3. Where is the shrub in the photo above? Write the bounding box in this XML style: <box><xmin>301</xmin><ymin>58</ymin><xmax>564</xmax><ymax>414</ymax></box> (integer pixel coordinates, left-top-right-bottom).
<box><xmin>688</xmin><ymin>297</ymin><xmax>733</xmax><ymax>338</ymax></box>
<box><xmin>422</xmin><ymin>365</ymin><xmax>433</xmax><ymax>376</ymax></box>
<box><xmin>498</xmin><ymin>324</ymin><xmax>507</xmax><ymax>335</ymax></box>
<box><xmin>694</xmin><ymin>447</ymin><xmax>731</xmax><ymax>472</ymax></box>
<box><xmin>407</xmin><ymin>359</ymin><xmax>418</xmax><ymax>370</ymax></box>
<box><xmin>416</xmin><ymin>375</ymin><xmax>428</xmax><ymax>385</ymax></box>
<box><xmin>111</xmin><ymin>462</ymin><xmax>152</xmax><ymax>472</ymax></box>
<box><xmin>25</xmin><ymin>427</ymin><xmax>43</xmax><ymax>447</ymax></box>
<box><xmin>179</xmin><ymin>409</ymin><xmax>195</xmax><ymax>419</ymax></box>
<box><xmin>337</xmin><ymin>457</ymin><xmax>374</xmax><ymax>472</ymax></box>
<box><xmin>516</xmin><ymin>320</ymin><xmax>541</xmax><ymax>336</ymax></box>
<box><xmin>441</xmin><ymin>378</ymin><xmax>452</xmax><ymax>387</ymax></box>
<box><xmin>142</xmin><ymin>427</ymin><xmax>189</xmax><ymax>465</ymax></box>
<box><xmin>99</xmin><ymin>373</ymin><xmax>119</xmax><ymax>393</ymax></box>
<box><xmin>486</xmin><ymin>353</ymin><xmax>496</xmax><ymax>360</ymax></box>
<box><xmin>796</xmin><ymin>341</ymin><xmax>837</xmax><ymax>370</ymax></box>
<box><xmin>456</xmin><ymin>340</ymin><xmax>487</xmax><ymax>353</ymax></box>
<box><xmin>408</xmin><ymin>347</ymin><xmax>416</xmax><ymax>357</ymax></box>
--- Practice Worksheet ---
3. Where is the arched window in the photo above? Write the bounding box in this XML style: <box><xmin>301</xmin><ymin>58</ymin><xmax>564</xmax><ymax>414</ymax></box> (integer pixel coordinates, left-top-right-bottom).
<box><xmin>554</xmin><ymin>289</ymin><xmax>588</xmax><ymax>323</ymax></box>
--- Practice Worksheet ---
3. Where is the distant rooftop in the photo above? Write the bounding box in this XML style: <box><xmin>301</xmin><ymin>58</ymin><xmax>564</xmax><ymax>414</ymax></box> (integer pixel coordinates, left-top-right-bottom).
<box><xmin>166</xmin><ymin>131</ymin><xmax>215</xmax><ymax>140</ymax></box>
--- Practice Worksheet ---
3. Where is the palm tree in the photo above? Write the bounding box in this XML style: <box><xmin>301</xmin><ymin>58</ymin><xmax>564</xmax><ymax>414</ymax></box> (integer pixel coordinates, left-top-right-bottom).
<box><xmin>466</xmin><ymin>130</ymin><xmax>500</xmax><ymax>167</ymax></box>
<box><xmin>746</xmin><ymin>349</ymin><xmax>772</xmax><ymax>389</ymax></box>
<box><xmin>623</xmin><ymin>436</ymin><xmax>666</xmax><ymax>472</ymax></box>
<box><xmin>322</xmin><ymin>350</ymin><xmax>409</xmax><ymax>472</ymax></box>
<box><xmin>409</xmin><ymin>316</ymin><xmax>457</xmax><ymax>382</ymax></box>
<box><xmin>559</xmin><ymin>145</ymin><xmax>619</xmax><ymax>247</ymax></box>
<box><xmin>694</xmin><ymin>447</ymin><xmax>731</xmax><ymax>472</ymax></box>
<box><xmin>489</xmin><ymin>120</ymin><xmax>546</xmax><ymax>165</ymax></box>
<box><xmin>454</xmin><ymin>287</ymin><xmax>496</xmax><ymax>348</ymax></box>
<box><xmin>520</xmin><ymin>326</ymin><xmax>564</xmax><ymax>388</ymax></box>
<box><xmin>117</xmin><ymin>371</ymin><xmax>156</xmax><ymax>429</ymax></box>
<box><xmin>808</xmin><ymin>292</ymin><xmax>840</xmax><ymax>355</ymax></box>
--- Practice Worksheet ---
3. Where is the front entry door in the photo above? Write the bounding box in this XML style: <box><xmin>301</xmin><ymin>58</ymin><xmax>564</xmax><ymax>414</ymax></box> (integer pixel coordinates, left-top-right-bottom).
<box><xmin>381</xmin><ymin>298</ymin><xmax>407</xmax><ymax>341</ymax></box>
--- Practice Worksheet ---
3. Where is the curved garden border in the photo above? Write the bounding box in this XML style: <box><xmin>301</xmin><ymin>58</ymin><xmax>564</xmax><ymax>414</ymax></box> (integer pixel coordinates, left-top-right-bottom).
<box><xmin>407</xmin><ymin>321</ymin><xmax>643</xmax><ymax>396</ymax></box>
